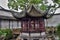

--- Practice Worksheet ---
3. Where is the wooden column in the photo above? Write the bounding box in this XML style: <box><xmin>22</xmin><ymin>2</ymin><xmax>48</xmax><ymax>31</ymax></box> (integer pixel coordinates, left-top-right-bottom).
<box><xmin>17</xmin><ymin>21</ymin><xmax>19</xmax><ymax>28</ymax></box>
<box><xmin>0</xmin><ymin>20</ymin><xmax>1</xmax><ymax>29</ymax></box>
<box><xmin>21</xmin><ymin>20</ymin><xmax>23</xmax><ymax>33</ymax></box>
<box><xmin>9</xmin><ymin>20</ymin><xmax>10</xmax><ymax>29</ymax></box>
<box><xmin>40</xmin><ymin>18</ymin><xmax>45</xmax><ymax>32</ymax></box>
<box><xmin>12</xmin><ymin>21</ymin><xmax>13</xmax><ymax>29</ymax></box>
<box><xmin>29</xmin><ymin>18</ymin><xmax>31</xmax><ymax>40</ymax></box>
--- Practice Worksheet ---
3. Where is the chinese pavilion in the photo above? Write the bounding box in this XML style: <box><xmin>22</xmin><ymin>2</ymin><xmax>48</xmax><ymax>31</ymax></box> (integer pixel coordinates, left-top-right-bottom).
<box><xmin>12</xmin><ymin>5</ymin><xmax>49</xmax><ymax>40</ymax></box>
<box><xmin>0</xmin><ymin>5</ymin><xmax>56</xmax><ymax>40</ymax></box>
<box><xmin>0</xmin><ymin>5</ymin><xmax>52</xmax><ymax>40</ymax></box>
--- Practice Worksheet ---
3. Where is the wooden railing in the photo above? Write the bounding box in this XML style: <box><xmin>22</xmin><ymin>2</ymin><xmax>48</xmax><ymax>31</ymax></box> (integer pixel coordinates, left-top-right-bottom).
<box><xmin>12</xmin><ymin>28</ymin><xmax>21</xmax><ymax>34</ymax></box>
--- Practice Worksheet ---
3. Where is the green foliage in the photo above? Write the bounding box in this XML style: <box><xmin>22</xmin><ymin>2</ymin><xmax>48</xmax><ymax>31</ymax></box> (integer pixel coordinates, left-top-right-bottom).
<box><xmin>0</xmin><ymin>29</ymin><xmax>13</xmax><ymax>39</ymax></box>
<box><xmin>40</xmin><ymin>4</ymin><xmax>47</xmax><ymax>11</ymax></box>
<box><xmin>0</xmin><ymin>29</ymin><xmax>7</xmax><ymax>36</ymax></box>
<box><xmin>8</xmin><ymin>0</ymin><xmax>18</xmax><ymax>10</ymax></box>
<box><xmin>8</xmin><ymin>0</ymin><xmax>60</xmax><ymax>11</ymax></box>
<box><xmin>8</xmin><ymin>0</ymin><xmax>43</xmax><ymax>10</ymax></box>
<box><xmin>0</xmin><ymin>31</ymin><xmax>3</xmax><ymax>36</ymax></box>
<box><xmin>56</xmin><ymin>24</ymin><xmax>60</xmax><ymax>37</ymax></box>
<box><xmin>29</xmin><ymin>0</ymin><xmax>42</xmax><ymax>4</ymax></box>
<box><xmin>53</xmin><ymin>0</ymin><xmax>60</xmax><ymax>4</ymax></box>
<box><xmin>57</xmin><ymin>24</ymin><xmax>60</xmax><ymax>31</ymax></box>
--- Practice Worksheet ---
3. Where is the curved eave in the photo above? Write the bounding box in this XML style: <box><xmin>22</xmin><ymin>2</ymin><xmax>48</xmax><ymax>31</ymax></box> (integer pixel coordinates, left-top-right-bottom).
<box><xmin>12</xmin><ymin>11</ymin><xmax>26</xmax><ymax>19</ymax></box>
<box><xmin>0</xmin><ymin>6</ymin><xmax>17</xmax><ymax>20</ymax></box>
<box><xmin>27</xmin><ymin>5</ymin><xmax>45</xmax><ymax>17</ymax></box>
<box><xmin>0</xmin><ymin>15</ymin><xmax>17</xmax><ymax>20</ymax></box>
<box><xmin>44</xmin><ymin>14</ymin><xmax>55</xmax><ymax>19</ymax></box>
<box><xmin>12</xmin><ymin>5</ymin><xmax>46</xmax><ymax>19</ymax></box>
<box><xmin>12</xmin><ymin>11</ymin><xmax>46</xmax><ymax>19</ymax></box>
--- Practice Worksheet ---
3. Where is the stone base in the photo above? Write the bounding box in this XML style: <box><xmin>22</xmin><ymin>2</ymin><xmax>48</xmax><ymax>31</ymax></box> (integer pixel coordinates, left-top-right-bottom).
<box><xmin>16</xmin><ymin>32</ymin><xmax>48</xmax><ymax>40</ymax></box>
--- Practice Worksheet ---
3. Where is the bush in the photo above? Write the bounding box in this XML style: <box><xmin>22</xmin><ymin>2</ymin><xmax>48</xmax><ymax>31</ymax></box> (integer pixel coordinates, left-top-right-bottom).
<box><xmin>0</xmin><ymin>31</ymin><xmax>3</xmax><ymax>36</ymax></box>
<box><xmin>0</xmin><ymin>29</ymin><xmax>13</xmax><ymax>40</ymax></box>
<box><xmin>56</xmin><ymin>24</ymin><xmax>60</xmax><ymax>40</ymax></box>
<box><xmin>56</xmin><ymin>24</ymin><xmax>60</xmax><ymax>36</ymax></box>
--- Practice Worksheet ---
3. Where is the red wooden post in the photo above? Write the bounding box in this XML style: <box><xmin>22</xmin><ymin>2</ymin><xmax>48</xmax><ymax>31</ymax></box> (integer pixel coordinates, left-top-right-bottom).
<box><xmin>39</xmin><ymin>19</ymin><xmax>45</xmax><ymax>32</ymax></box>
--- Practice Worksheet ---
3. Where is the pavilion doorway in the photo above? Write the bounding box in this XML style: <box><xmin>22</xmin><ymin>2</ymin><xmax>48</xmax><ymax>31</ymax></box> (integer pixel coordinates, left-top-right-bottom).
<box><xmin>33</xmin><ymin>39</ymin><xmax>39</xmax><ymax>40</ymax></box>
<box><xmin>23</xmin><ymin>39</ymin><xmax>27</xmax><ymax>40</ymax></box>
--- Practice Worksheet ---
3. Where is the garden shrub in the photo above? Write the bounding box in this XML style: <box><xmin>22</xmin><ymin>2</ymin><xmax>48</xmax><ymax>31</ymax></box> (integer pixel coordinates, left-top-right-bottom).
<box><xmin>0</xmin><ymin>29</ymin><xmax>13</xmax><ymax>40</ymax></box>
<box><xmin>56</xmin><ymin>24</ymin><xmax>60</xmax><ymax>40</ymax></box>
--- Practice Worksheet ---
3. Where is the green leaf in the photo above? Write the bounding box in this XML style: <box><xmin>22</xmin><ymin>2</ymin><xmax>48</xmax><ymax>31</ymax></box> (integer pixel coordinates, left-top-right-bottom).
<box><xmin>29</xmin><ymin>0</ymin><xmax>42</xmax><ymax>4</ymax></box>
<box><xmin>56</xmin><ymin>24</ymin><xmax>60</xmax><ymax>36</ymax></box>
<box><xmin>0</xmin><ymin>31</ymin><xmax>3</xmax><ymax>36</ymax></box>
<box><xmin>8</xmin><ymin>0</ymin><xmax>44</xmax><ymax>10</ymax></box>
<box><xmin>40</xmin><ymin>4</ymin><xmax>47</xmax><ymax>11</ymax></box>
<box><xmin>54</xmin><ymin>0</ymin><xmax>60</xmax><ymax>4</ymax></box>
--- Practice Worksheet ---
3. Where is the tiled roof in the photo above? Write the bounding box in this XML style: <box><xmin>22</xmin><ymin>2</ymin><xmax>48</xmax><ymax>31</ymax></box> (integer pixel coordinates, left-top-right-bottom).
<box><xmin>0</xmin><ymin>6</ymin><xmax>18</xmax><ymax>20</ymax></box>
<box><xmin>12</xmin><ymin>5</ymin><xmax>46</xmax><ymax>19</ymax></box>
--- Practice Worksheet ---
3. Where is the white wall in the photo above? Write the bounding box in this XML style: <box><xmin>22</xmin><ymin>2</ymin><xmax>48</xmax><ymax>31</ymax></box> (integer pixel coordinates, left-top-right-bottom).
<box><xmin>0</xmin><ymin>0</ymin><xmax>9</xmax><ymax>9</ymax></box>
<box><xmin>45</xmin><ymin>15</ymin><xmax>60</xmax><ymax>27</ymax></box>
<box><xmin>1</xmin><ymin>20</ymin><xmax>21</xmax><ymax>29</ymax></box>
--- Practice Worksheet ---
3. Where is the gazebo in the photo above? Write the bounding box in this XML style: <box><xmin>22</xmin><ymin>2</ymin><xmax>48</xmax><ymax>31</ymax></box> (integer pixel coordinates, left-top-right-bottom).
<box><xmin>0</xmin><ymin>5</ymin><xmax>53</xmax><ymax>40</ymax></box>
<box><xmin>12</xmin><ymin>5</ymin><xmax>49</xmax><ymax>40</ymax></box>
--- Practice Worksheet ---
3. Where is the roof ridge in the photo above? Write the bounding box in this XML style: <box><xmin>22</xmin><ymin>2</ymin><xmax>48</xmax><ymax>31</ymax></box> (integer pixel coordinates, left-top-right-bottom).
<box><xmin>27</xmin><ymin>5</ymin><xmax>45</xmax><ymax>14</ymax></box>
<box><xmin>0</xmin><ymin>6</ymin><xmax>4</xmax><ymax>9</ymax></box>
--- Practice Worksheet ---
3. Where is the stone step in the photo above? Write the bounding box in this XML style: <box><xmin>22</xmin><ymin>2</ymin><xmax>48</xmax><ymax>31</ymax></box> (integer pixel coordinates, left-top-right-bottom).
<box><xmin>10</xmin><ymin>39</ymin><xmax>16</xmax><ymax>40</ymax></box>
<box><xmin>16</xmin><ymin>35</ymin><xmax>21</xmax><ymax>40</ymax></box>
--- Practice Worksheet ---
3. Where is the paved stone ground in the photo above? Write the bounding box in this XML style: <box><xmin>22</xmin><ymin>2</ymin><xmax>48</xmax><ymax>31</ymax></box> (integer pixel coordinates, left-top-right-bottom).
<box><xmin>10</xmin><ymin>34</ymin><xmax>59</xmax><ymax>40</ymax></box>
<box><xmin>10</xmin><ymin>39</ymin><xmax>16</xmax><ymax>40</ymax></box>
<box><xmin>10</xmin><ymin>37</ymin><xmax>59</xmax><ymax>40</ymax></box>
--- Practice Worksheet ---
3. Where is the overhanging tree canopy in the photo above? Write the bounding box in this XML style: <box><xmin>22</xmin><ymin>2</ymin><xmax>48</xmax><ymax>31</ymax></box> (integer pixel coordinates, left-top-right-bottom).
<box><xmin>8</xmin><ymin>0</ymin><xmax>60</xmax><ymax>10</ymax></box>
<box><xmin>8</xmin><ymin>0</ymin><xmax>60</xmax><ymax>18</ymax></box>
<box><xmin>8</xmin><ymin>0</ymin><xmax>43</xmax><ymax>10</ymax></box>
